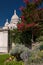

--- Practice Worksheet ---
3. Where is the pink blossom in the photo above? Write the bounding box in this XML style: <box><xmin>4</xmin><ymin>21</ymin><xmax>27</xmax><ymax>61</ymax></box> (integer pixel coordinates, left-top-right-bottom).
<box><xmin>19</xmin><ymin>6</ymin><xmax>24</xmax><ymax>11</ymax></box>
<box><xmin>21</xmin><ymin>16</ymin><xmax>25</xmax><ymax>19</ymax></box>
<box><xmin>23</xmin><ymin>0</ymin><xmax>29</xmax><ymax>4</ymax></box>
<box><xmin>33</xmin><ymin>0</ymin><xmax>38</xmax><ymax>2</ymax></box>
<box><xmin>39</xmin><ymin>8</ymin><xmax>43</xmax><ymax>11</ymax></box>
<box><xmin>17</xmin><ymin>22</ymin><xmax>24</xmax><ymax>30</ymax></box>
<box><xmin>26</xmin><ymin>23</ymin><xmax>35</xmax><ymax>28</ymax></box>
<box><xmin>21</xmin><ymin>16</ymin><xmax>26</xmax><ymax>22</ymax></box>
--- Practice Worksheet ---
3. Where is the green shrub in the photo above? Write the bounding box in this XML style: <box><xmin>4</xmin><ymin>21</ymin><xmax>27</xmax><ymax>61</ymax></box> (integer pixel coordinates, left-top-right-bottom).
<box><xmin>10</xmin><ymin>44</ymin><xmax>31</xmax><ymax>61</ymax></box>
<box><xmin>37</xmin><ymin>50</ymin><xmax>43</xmax><ymax>59</ymax></box>
<box><xmin>39</xmin><ymin>44</ymin><xmax>43</xmax><ymax>50</ymax></box>
<box><xmin>20</xmin><ymin>49</ymin><xmax>31</xmax><ymax>62</ymax></box>
<box><xmin>28</xmin><ymin>49</ymin><xmax>43</xmax><ymax>63</ymax></box>
<box><xmin>38</xmin><ymin>36</ymin><xmax>43</xmax><ymax>41</ymax></box>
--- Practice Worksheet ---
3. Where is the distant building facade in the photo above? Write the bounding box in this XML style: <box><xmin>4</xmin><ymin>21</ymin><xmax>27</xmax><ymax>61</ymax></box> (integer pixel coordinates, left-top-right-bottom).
<box><xmin>0</xmin><ymin>10</ymin><xmax>20</xmax><ymax>53</ymax></box>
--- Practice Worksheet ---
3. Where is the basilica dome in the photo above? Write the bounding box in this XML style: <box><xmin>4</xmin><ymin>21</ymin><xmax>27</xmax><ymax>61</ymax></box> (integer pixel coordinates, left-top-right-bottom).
<box><xmin>3</xmin><ymin>10</ymin><xmax>20</xmax><ymax>30</ymax></box>
<box><xmin>3</xmin><ymin>19</ymin><xmax>9</xmax><ymax>29</ymax></box>
<box><xmin>11</xmin><ymin>10</ymin><xmax>19</xmax><ymax>20</ymax></box>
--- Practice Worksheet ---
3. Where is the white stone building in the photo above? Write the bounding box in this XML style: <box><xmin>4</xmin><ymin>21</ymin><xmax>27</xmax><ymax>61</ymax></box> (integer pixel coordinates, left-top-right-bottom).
<box><xmin>3</xmin><ymin>10</ymin><xmax>20</xmax><ymax>30</ymax></box>
<box><xmin>0</xmin><ymin>10</ymin><xmax>20</xmax><ymax>53</ymax></box>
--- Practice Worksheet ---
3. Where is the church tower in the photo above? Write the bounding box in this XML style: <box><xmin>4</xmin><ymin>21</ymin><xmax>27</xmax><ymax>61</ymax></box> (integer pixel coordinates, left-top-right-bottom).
<box><xmin>8</xmin><ymin>10</ymin><xmax>19</xmax><ymax>29</ymax></box>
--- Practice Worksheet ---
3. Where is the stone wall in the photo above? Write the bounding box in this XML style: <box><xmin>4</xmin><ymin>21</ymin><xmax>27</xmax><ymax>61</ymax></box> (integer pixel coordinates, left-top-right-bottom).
<box><xmin>0</xmin><ymin>29</ymin><xmax>8</xmax><ymax>53</ymax></box>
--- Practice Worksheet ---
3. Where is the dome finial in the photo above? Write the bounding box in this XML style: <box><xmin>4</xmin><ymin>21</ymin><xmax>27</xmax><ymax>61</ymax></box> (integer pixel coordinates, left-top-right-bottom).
<box><xmin>14</xmin><ymin>10</ymin><xmax>16</xmax><ymax>15</ymax></box>
<box><xmin>6</xmin><ymin>19</ymin><xmax>8</xmax><ymax>22</ymax></box>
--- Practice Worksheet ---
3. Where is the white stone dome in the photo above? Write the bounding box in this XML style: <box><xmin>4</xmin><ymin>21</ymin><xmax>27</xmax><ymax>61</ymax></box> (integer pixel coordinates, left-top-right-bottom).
<box><xmin>11</xmin><ymin>10</ymin><xmax>19</xmax><ymax>20</ymax></box>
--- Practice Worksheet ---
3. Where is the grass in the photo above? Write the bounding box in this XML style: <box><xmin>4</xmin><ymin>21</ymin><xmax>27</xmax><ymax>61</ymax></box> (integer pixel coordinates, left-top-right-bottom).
<box><xmin>0</xmin><ymin>54</ymin><xmax>23</xmax><ymax>65</ymax></box>
<box><xmin>5</xmin><ymin>61</ymin><xmax>23</xmax><ymax>65</ymax></box>
<box><xmin>0</xmin><ymin>54</ymin><xmax>10</xmax><ymax>65</ymax></box>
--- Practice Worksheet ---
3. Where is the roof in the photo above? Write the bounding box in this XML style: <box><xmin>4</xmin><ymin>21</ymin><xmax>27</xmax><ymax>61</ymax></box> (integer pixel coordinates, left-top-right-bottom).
<box><xmin>11</xmin><ymin>10</ymin><xmax>19</xmax><ymax>20</ymax></box>
<box><xmin>5</xmin><ymin>19</ymin><xmax>9</xmax><ymax>26</ymax></box>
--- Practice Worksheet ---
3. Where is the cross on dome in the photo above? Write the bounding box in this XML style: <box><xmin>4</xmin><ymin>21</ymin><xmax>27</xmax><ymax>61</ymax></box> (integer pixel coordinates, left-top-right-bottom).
<box><xmin>6</xmin><ymin>19</ymin><xmax>8</xmax><ymax>22</ymax></box>
<box><xmin>11</xmin><ymin>10</ymin><xmax>19</xmax><ymax>20</ymax></box>
<box><xmin>14</xmin><ymin>10</ymin><xmax>16</xmax><ymax>15</ymax></box>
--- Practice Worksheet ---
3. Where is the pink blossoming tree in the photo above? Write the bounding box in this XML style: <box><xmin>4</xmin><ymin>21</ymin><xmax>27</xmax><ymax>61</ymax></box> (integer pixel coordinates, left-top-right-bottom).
<box><xmin>14</xmin><ymin>0</ymin><xmax>43</xmax><ymax>48</ymax></box>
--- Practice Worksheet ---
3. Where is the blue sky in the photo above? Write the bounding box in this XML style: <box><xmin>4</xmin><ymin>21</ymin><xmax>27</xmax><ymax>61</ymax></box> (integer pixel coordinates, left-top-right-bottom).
<box><xmin>0</xmin><ymin>0</ymin><xmax>43</xmax><ymax>27</ymax></box>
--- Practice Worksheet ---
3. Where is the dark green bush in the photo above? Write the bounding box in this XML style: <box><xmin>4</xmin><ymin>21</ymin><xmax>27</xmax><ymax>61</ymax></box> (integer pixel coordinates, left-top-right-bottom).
<box><xmin>39</xmin><ymin>44</ymin><xmax>43</xmax><ymax>50</ymax></box>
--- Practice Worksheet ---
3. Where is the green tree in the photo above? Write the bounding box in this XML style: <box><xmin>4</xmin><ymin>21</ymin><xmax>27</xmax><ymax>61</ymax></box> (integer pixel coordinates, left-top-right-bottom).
<box><xmin>11</xmin><ymin>0</ymin><xmax>43</xmax><ymax>48</ymax></box>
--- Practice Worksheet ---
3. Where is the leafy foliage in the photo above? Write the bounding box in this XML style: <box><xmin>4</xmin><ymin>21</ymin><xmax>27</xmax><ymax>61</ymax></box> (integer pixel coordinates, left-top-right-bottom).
<box><xmin>39</xmin><ymin>44</ymin><xmax>43</xmax><ymax>50</ymax></box>
<box><xmin>17</xmin><ymin>0</ymin><xmax>43</xmax><ymax>47</ymax></box>
<box><xmin>10</xmin><ymin>44</ymin><xmax>31</xmax><ymax>61</ymax></box>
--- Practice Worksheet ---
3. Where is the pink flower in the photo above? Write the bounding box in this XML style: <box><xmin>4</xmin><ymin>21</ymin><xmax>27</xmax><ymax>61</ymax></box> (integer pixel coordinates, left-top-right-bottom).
<box><xmin>21</xmin><ymin>16</ymin><xmax>26</xmax><ymax>22</ymax></box>
<box><xmin>35</xmin><ymin>0</ymin><xmax>38</xmax><ymax>2</ymax></box>
<box><xmin>26</xmin><ymin>23</ymin><xmax>35</xmax><ymax>28</ymax></box>
<box><xmin>19</xmin><ymin>6</ymin><xmax>24</xmax><ymax>11</ymax></box>
<box><xmin>23</xmin><ymin>0</ymin><xmax>29</xmax><ymax>4</ymax></box>
<box><xmin>17</xmin><ymin>22</ymin><xmax>24</xmax><ymax>30</ymax></box>
<box><xmin>21</xmin><ymin>16</ymin><xmax>25</xmax><ymax>19</ymax></box>
<box><xmin>39</xmin><ymin>8</ymin><xmax>43</xmax><ymax>11</ymax></box>
<box><xmin>33</xmin><ymin>0</ymin><xmax>38</xmax><ymax>3</ymax></box>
